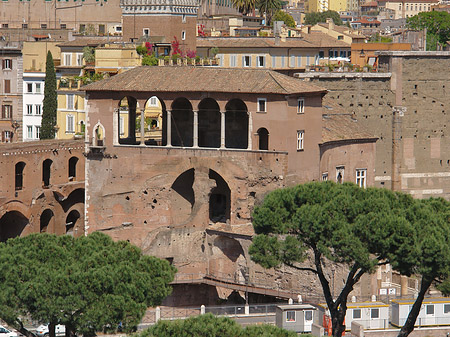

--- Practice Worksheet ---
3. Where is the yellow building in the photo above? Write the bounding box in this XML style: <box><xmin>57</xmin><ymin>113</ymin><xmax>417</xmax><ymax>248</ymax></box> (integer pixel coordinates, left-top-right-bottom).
<box><xmin>305</xmin><ymin>19</ymin><xmax>365</xmax><ymax>45</ymax></box>
<box><xmin>307</xmin><ymin>0</ymin><xmax>347</xmax><ymax>12</ymax></box>
<box><xmin>56</xmin><ymin>79</ymin><xmax>86</xmax><ymax>140</ymax></box>
<box><xmin>94</xmin><ymin>43</ymin><xmax>141</xmax><ymax>75</ymax></box>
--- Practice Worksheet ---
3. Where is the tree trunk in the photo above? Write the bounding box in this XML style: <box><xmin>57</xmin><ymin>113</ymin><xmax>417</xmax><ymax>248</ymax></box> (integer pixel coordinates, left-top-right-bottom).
<box><xmin>49</xmin><ymin>322</ymin><xmax>56</xmax><ymax>337</ymax></box>
<box><xmin>397</xmin><ymin>277</ymin><xmax>433</xmax><ymax>337</ymax></box>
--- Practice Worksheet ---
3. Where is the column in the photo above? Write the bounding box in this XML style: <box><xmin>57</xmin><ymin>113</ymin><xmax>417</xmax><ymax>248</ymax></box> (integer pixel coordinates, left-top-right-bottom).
<box><xmin>113</xmin><ymin>108</ymin><xmax>119</xmax><ymax>145</ymax></box>
<box><xmin>166</xmin><ymin>109</ymin><xmax>172</xmax><ymax>147</ymax></box>
<box><xmin>193</xmin><ymin>110</ymin><xmax>199</xmax><ymax>148</ymax></box>
<box><xmin>220</xmin><ymin>111</ymin><xmax>225</xmax><ymax>148</ymax></box>
<box><xmin>247</xmin><ymin>111</ymin><xmax>252</xmax><ymax>150</ymax></box>
<box><xmin>140</xmin><ymin>108</ymin><xmax>145</xmax><ymax>145</ymax></box>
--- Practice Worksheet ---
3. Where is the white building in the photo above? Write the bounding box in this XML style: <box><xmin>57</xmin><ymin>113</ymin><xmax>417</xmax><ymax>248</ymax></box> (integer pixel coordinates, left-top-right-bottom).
<box><xmin>23</xmin><ymin>72</ymin><xmax>44</xmax><ymax>141</ymax></box>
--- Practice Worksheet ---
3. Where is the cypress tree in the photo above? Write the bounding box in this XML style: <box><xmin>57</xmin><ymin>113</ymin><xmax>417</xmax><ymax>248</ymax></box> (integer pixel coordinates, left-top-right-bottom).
<box><xmin>40</xmin><ymin>51</ymin><xmax>57</xmax><ymax>139</ymax></box>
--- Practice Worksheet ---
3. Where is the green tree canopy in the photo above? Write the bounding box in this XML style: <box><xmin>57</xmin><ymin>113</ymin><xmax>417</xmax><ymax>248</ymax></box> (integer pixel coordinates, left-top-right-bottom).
<box><xmin>0</xmin><ymin>232</ymin><xmax>176</xmax><ymax>337</ymax></box>
<box><xmin>231</xmin><ymin>0</ymin><xmax>256</xmax><ymax>16</ymax></box>
<box><xmin>40</xmin><ymin>51</ymin><xmax>57</xmax><ymax>139</ymax></box>
<box><xmin>249</xmin><ymin>182</ymin><xmax>417</xmax><ymax>337</ymax></box>
<box><xmin>256</xmin><ymin>0</ymin><xmax>282</xmax><ymax>25</ymax></box>
<box><xmin>137</xmin><ymin>313</ymin><xmax>297</xmax><ymax>337</ymax></box>
<box><xmin>407</xmin><ymin>11</ymin><xmax>450</xmax><ymax>50</ymax></box>
<box><xmin>272</xmin><ymin>10</ymin><xmax>296</xmax><ymax>28</ymax></box>
<box><xmin>304</xmin><ymin>11</ymin><xmax>343</xmax><ymax>26</ymax></box>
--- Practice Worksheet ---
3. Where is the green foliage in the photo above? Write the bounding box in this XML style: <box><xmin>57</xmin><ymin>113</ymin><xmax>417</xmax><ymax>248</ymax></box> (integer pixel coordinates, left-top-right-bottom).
<box><xmin>142</xmin><ymin>53</ymin><xmax>159</xmax><ymax>66</ymax></box>
<box><xmin>368</xmin><ymin>33</ymin><xmax>392</xmax><ymax>43</ymax></box>
<box><xmin>0</xmin><ymin>232</ymin><xmax>176</xmax><ymax>337</ymax></box>
<box><xmin>210</xmin><ymin>46</ymin><xmax>219</xmax><ymax>57</ymax></box>
<box><xmin>82</xmin><ymin>46</ymin><xmax>95</xmax><ymax>64</ymax></box>
<box><xmin>256</xmin><ymin>0</ymin><xmax>282</xmax><ymax>25</ymax></box>
<box><xmin>136</xmin><ymin>313</ymin><xmax>296</xmax><ymax>337</ymax></box>
<box><xmin>304</xmin><ymin>11</ymin><xmax>343</xmax><ymax>26</ymax></box>
<box><xmin>272</xmin><ymin>10</ymin><xmax>296</xmax><ymax>28</ymax></box>
<box><xmin>75</xmin><ymin>72</ymin><xmax>105</xmax><ymax>86</ymax></box>
<box><xmin>231</xmin><ymin>0</ymin><xmax>256</xmax><ymax>15</ymax></box>
<box><xmin>136</xmin><ymin>45</ymin><xmax>148</xmax><ymax>56</ymax></box>
<box><xmin>40</xmin><ymin>51</ymin><xmax>57</xmax><ymax>139</ymax></box>
<box><xmin>407</xmin><ymin>11</ymin><xmax>450</xmax><ymax>49</ymax></box>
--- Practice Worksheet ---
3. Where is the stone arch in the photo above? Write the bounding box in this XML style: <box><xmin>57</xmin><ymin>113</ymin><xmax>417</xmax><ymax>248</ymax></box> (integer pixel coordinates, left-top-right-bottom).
<box><xmin>225</xmin><ymin>99</ymin><xmax>248</xmax><ymax>149</ymax></box>
<box><xmin>15</xmin><ymin>161</ymin><xmax>26</xmax><ymax>191</ymax></box>
<box><xmin>92</xmin><ymin>122</ymin><xmax>105</xmax><ymax>147</ymax></box>
<box><xmin>170</xmin><ymin>168</ymin><xmax>195</xmax><ymax>225</ymax></box>
<box><xmin>42</xmin><ymin>159</ymin><xmax>53</xmax><ymax>187</ymax></box>
<box><xmin>257</xmin><ymin>127</ymin><xmax>269</xmax><ymax>150</ymax></box>
<box><xmin>65</xmin><ymin>209</ymin><xmax>80</xmax><ymax>236</ymax></box>
<box><xmin>171</xmin><ymin>97</ymin><xmax>193</xmax><ymax>147</ymax></box>
<box><xmin>68</xmin><ymin>156</ymin><xmax>79</xmax><ymax>180</ymax></box>
<box><xmin>59</xmin><ymin>188</ymin><xmax>85</xmax><ymax>212</ymax></box>
<box><xmin>0</xmin><ymin>210</ymin><xmax>29</xmax><ymax>242</ymax></box>
<box><xmin>40</xmin><ymin>209</ymin><xmax>54</xmax><ymax>233</ymax></box>
<box><xmin>142</xmin><ymin>95</ymin><xmax>167</xmax><ymax>146</ymax></box>
<box><xmin>198</xmin><ymin>98</ymin><xmax>220</xmax><ymax>148</ymax></box>
<box><xmin>209</xmin><ymin>169</ymin><xmax>231</xmax><ymax>223</ymax></box>
<box><xmin>118</xmin><ymin>96</ymin><xmax>140</xmax><ymax>145</ymax></box>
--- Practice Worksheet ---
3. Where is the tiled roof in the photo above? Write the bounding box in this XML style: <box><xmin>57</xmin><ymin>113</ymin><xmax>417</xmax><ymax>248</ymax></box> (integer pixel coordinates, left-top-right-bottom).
<box><xmin>82</xmin><ymin>66</ymin><xmax>327</xmax><ymax>95</ymax></box>
<box><xmin>197</xmin><ymin>32</ymin><xmax>350</xmax><ymax>49</ymax></box>
<box><xmin>321</xmin><ymin>98</ymin><xmax>376</xmax><ymax>143</ymax></box>
<box><xmin>316</xmin><ymin>24</ymin><xmax>362</xmax><ymax>38</ymax></box>
<box><xmin>57</xmin><ymin>37</ymin><xmax>122</xmax><ymax>47</ymax></box>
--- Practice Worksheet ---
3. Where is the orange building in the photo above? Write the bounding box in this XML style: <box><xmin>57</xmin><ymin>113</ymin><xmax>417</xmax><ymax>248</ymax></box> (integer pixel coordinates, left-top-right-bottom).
<box><xmin>351</xmin><ymin>42</ymin><xmax>411</xmax><ymax>68</ymax></box>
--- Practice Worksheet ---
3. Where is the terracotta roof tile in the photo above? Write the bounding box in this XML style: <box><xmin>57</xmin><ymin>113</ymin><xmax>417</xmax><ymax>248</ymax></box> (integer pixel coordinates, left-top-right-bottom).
<box><xmin>82</xmin><ymin>66</ymin><xmax>327</xmax><ymax>95</ymax></box>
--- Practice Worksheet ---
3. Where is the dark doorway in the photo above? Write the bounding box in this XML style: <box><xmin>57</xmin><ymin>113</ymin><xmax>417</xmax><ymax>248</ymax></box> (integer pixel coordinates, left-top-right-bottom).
<box><xmin>118</xmin><ymin>96</ymin><xmax>139</xmax><ymax>145</ymax></box>
<box><xmin>66</xmin><ymin>210</ymin><xmax>80</xmax><ymax>235</ymax></box>
<box><xmin>257</xmin><ymin>128</ymin><xmax>269</xmax><ymax>150</ymax></box>
<box><xmin>0</xmin><ymin>211</ymin><xmax>29</xmax><ymax>242</ymax></box>
<box><xmin>68</xmin><ymin>157</ymin><xmax>78</xmax><ymax>180</ymax></box>
<box><xmin>198</xmin><ymin>98</ymin><xmax>220</xmax><ymax>148</ymax></box>
<box><xmin>42</xmin><ymin>159</ymin><xmax>52</xmax><ymax>187</ymax></box>
<box><xmin>225</xmin><ymin>99</ymin><xmax>248</xmax><ymax>149</ymax></box>
<box><xmin>40</xmin><ymin>209</ymin><xmax>54</xmax><ymax>233</ymax></box>
<box><xmin>171</xmin><ymin>98</ymin><xmax>193</xmax><ymax>147</ymax></box>
<box><xmin>209</xmin><ymin>169</ymin><xmax>231</xmax><ymax>223</ymax></box>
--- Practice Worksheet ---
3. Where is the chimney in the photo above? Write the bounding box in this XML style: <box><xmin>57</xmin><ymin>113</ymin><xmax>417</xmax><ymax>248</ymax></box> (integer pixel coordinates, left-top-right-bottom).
<box><xmin>326</xmin><ymin>18</ymin><xmax>335</xmax><ymax>30</ymax></box>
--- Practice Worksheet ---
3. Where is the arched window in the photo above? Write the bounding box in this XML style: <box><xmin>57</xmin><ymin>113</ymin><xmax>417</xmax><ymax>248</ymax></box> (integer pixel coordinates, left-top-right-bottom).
<box><xmin>171</xmin><ymin>97</ymin><xmax>193</xmax><ymax>147</ymax></box>
<box><xmin>209</xmin><ymin>169</ymin><xmax>231</xmax><ymax>223</ymax></box>
<box><xmin>257</xmin><ymin>128</ymin><xmax>269</xmax><ymax>150</ymax></box>
<box><xmin>42</xmin><ymin>159</ymin><xmax>52</xmax><ymax>187</ymax></box>
<box><xmin>68</xmin><ymin>156</ymin><xmax>78</xmax><ymax>180</ymax></box>
<box><xmin>40</xmin><ymin>209</ymin><xmax>54</xmax><ymax>233</ymax></box>
<box><xmin>66</xmin><ymin>210</ymin><xmax>80</xmax><ymax>236</ymax></box>
<box><xmin>15</xmin><ymin>162</ymin><xmax>26</xmax><ymax>191</ymax></box>
<box><xmin>198</xmin><ymin>98</ymin><xmax>220</xmax><ymax>148</ymax></box>
<box><xmin>225</xmin><ymin>99</ymin><xmax>248</xmax><ymax>149</ymax></box>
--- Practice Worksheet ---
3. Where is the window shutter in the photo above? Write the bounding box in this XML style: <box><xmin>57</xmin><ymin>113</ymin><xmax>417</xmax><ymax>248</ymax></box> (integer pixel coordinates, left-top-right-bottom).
<box><xmin>1</xmin><ymin>59</ymin><xmax>4</xmax><ymax>69</ymax></box>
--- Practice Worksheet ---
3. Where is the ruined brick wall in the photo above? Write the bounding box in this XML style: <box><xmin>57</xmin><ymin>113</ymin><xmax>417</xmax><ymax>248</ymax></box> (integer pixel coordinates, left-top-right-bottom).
<box><xmin>0</xmin><ymin>140</ymin><xmax>85</xmax><ymax>240</ymax></box>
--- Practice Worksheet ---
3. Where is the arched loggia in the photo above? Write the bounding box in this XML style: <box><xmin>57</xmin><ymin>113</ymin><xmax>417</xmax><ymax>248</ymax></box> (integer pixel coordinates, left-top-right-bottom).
<box><xmin>198</xmin><ymin>98</ymin><xmax>220</xmax><ymax>148</ymax></box>
<box><xmin>225</xmin><ymin>99</ymin><xmax>248</xmax><ymax>149</ymax></box>
<box><xmin>171</xmin><ymin>98</ymin><xmax>193</xmax><ymax>147</ymax></box>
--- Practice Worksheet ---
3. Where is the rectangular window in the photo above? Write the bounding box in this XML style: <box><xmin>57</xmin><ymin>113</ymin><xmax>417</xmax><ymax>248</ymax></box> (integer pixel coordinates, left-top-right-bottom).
<box><xmin>98</xmin><ymin>24</ymin><xmax>105</xmax><ymax>35</ymax></box>
<box><xmin>296</xmin><ymin>130</ymin><xmax>304</xmax><ymax>151</ymax></box>
<box><xmin>66</xmin><ymin>114</ymin><xmax>74</xmax><ymax>133</ymax></box>
<box><xmin>426</xmin><ymin>305</ymin><xmax>434</xmax><ymax>315</ymax></box>
<box><xmin>230</xmin><ymin>54</ymin><xmax>237</xmax><ymax>67</ymax></box>
<box><xmin>356</xmin><ymin>169</ymin><xmax>367</xmax><ymax>188</ymax></box>
<box><xmin>27</xmin><ymin>83</ymin><xmax>33</xmax><ymax>93</ymax></box>
<box><xmin>27</xmin><ymin>126</ymin><xmax>33</xmax><ymax>139</ymax></box>
<box><xmin>27</xmin><ymin>104</ymin><xmax>33</xmax><ymax>115</ymax></box>
<box><xmin>3</xmin><ymin>131</ymin><xmax>11</xmax><ymax>142</ymax></box>
<box><xmin>79</xmin><ymin>24</ymin><xmax>86</xmax><ymax>33</ymax></box>
<box><xmin>4</xmin><ymin>79</ymin><xmax>10</xmax><ymax>93</ymax></box>
<box><xmin>119</xmin><ymin>116</ymin><xmax>125</xmax><ymax>136</ymax></box>
<box><xmin>182</xmin><ymin>14</ymin><xmax>186</xmax><ymax>23</ymax></box>
<box><xmin>76</xmin><ymin>53</ymin><xmax>83</xmax><ymax>66</ymax></box>
<box><xmin>181</xmin><ymin>30</ymin><xmax>186</xmax><ymax>40</ymax></box>
<box><xmin>35</xmin><ymin>104</ymin><xmax>42</xmax><ymax>115</ymax></box>
<box><xmin>306</xmin><ymin>55</ymin><xmax>310</xmax><ymax>66</ymax></box>
<box><xmin>36</xmin><ymin>126</ymin><xmax>40</xmax><ymax>139</ymax></box>
<box><xmin>60</xmin><ymin>23</ymin><xmax>67</xmax><ymax>29</ymax></box>
<box><xmin>444</xmin><ymin>304</ymin><xmax>450</xmax><ymax>314</ymax></box>
<box><xmin>243</xmin><ymin>55</ymin><xmax>251</xmax><ymax>67</ymax></box>
<box><xmin>143</xmin><ymin>28</ymin><xmax>150</xmax><ymax>36</ymax></box>
<box><xmin>41</xmin><ymin>24</ymin><xmax>47</xmax><ymax>29</ymax></box>
<box><xmin>353</xmin><ymin>309</ymin><xmax>361</xmax><ymax>319</ymax></box>
<box><xmin>371</xmin><ymin>308</ymin><xmax>379</xmax><ymax>319</ymax></box>
<box><xmin>281</xmin><ymin>56</ymin><xmax>286</xmax><ymax>68</ymax></box>
<box><xmin>257</xmin><ymin>98</ymin><xmax>266</xmax><ymax>113</ymax></box>
<box><xmin>64</xmin><ymin>53</ymin><xmax>72</xmax><ymax>66</ymax></box>
<box><xmin>2</xmin><ymin>59</ymin><xmax>12</xmax><ymax>70</ymax></box>
<box><xmin>271</xmin><ymin>55</ymin><xmax>276</xmax><ymax>68</ymax></box>
<box><xmin>305</xmin><ymin>310</ymin><xmax>313</xmax><ymax>321</ymax></box>
<box><xmin>257</xmin><ymin>55</ymin><xmax>265</xmax><ymax>67</ymax></box>
<box><xmin>297</xmin><ymin>55</ymin><xmax>302</xmax><ymax>67</ymax></box>
<box><xmin>67</xmin><ymin>94</ymin><xmax>74</xmax><ymax>110</ymax></box>
<box><xmin>2</xmin><ymin>24</ymin><xmax>8</xmax><ymax>28</ymax></box>
<box><xmin>286</xmin><ymin>311</ymin><xmax>296</xmax><ymax>322</ymax></box>
<box><xmin>319</xmin><ymin>50</ymin><xmax>325</xmax><ymax>58</ymax></box>
<box><xmin>322</xmin><ymin>172</ymin><xmax>328</xmax><ymax>181</ymax></box>
<box><xmin>297</xmin><ymin>98</ymin><xmax>305</xmax><ymax>114</ymax></box>
<box><xmin>35</xmin><ymin>83</ymin><xmax>42</xmax><ymax>93</ymax></box>
<box><xmin>2</xmin><ymin>105</ymin><xmax>12</xmax><ymax>119</ymax></box>
<box><xmin>290</xmin><ymin>55</ymin><xmax>295</xmax><ymax>67</ymax></box>
<box><xmin>336</xmin><ymin>166</ymin><xmax>345</xmax><ymax>183</ymax></box>
<box><xmin>150</xmin><ymin>96</ymin><xmax>158</xmax><ymax>106</ymax></box>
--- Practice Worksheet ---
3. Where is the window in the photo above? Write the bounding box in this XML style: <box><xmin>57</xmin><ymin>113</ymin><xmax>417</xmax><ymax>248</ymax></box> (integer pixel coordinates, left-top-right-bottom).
<box><xmin>353</xmin><ymin>309</ymin><xmax>361</xmax><ymax>319</ymax></box>
<box><xmin>426</xmin><ymin>305</ymin><xmax>434</xmax><ymax>315</ymax></box>
<box><xmin>444</xmin><ymin>304</ymin><xmax>450</xmax><ymax>314</ymax></box>
<box><xmin>286</xmin><ymin>311</ymin><xmax>296</xmax><ymax>322</ymax></box>
<box><xmin>182</xmin><ymin>14</ymin><xmax>186</xmax><ymax>22</ymax></box>
<box><xmin>60</xmin><ymin>23</ymin><xmax>67</xmax><ymax>29</ymax></box>
<box><xmin>41</xmin><ymin>24</ymin><xmax>47</xmax><ymax>29</ymax></box>
<box><xmin>243</xmin><ymin>55</ymin><xmax>251</xmax><ymax>67</ymax></box>
<box><xmin>290</xmin><ymin>55</ymin><xmax>295</xmax><ymax>67</ymax></box>
<box><xmin>322</xmin><ymin>172</ymin><xmax>328</xmax><ymax>181</ymax></box>
<box><xmin>35</xmin><ymin>83</ymin><xmax>42</xmax><ymax>93</ymax></box>
<box><xmin>281</xmin><ymin>56</ymin><xmax>286</xmax><ymax>68</ymax></box>
<box><xmin>35</xmin><ymin>104</ymin><xmax>42</xmax><ymax>115</ymax></box>
<box><xmin>336</xmin><ymin>166</ymin><xmax>345</xmax><ymax>183</ymax></box>
<box><xmin>2</xmin><ymin>105</ymin><xmax>12</xmax><ymax>119</ymax></box>
<box><xmin>42</xmin><ymin>159</ymin><xmax>52</xmax><ymax>187</ymax></box>
<box><xmin>338</xmin><ymin>35</ymin><xmax>344</xmax><ymax>40</ymax></box>
<box><xmin>305</xmin><ymin>310</ymin><xmax>313</xmax><ymax>321</ymax></box>
<box><xmin>371</xmin><ymin>308</ymin><xmax>379</xmax><ymax>319</ymax></box>
<box><xmin>257</xmin><ymin>98</ymin><xmax>266</xmax><ymax>112</ymax></box>
<box><xmin>297</xmin><ymin>55</ymin><xmax>302</xmax><ymax>66</ymax></box>
<box><xmin>76</xmin><ymin>53</ymin><xmax>83</xmax><ymax>66</ymax></box>
<box><xmin>2</xmin><ymin>24</ymin><xmax>8</xmax><ymax>28</ymax></box>
<box><xmin>4</xmin><ymin>79</ymin><xmax>10</xmax><ymax>93</ymax></box>
<box><xmin>79</xmin><ymin>24</ymin><xmax>86</xmax><ymax>33</ymax></box>
<box><xmin>181</xmin><ymin>30</ymin><xmax>186</xmax><ymax>40</ymax></box>
<box><xmin>296</xmin><ymin>130</ymin><xmax>304</xmax><ymax>151</ymax></box>
<box><xmin>27</xmin><ymin>83</ymin><xmax>33</xmax><ymax>93</ymax></box>
<box><xmin>35</xmin><ymin>126</ymin><xmax>40</xmax><ymax>139</ymax></box>
<box><xmin>98</xmin><ymin>24</ymin><xmax>105</xmax><ymax>34</ymax></box>
<box><xmin>230</xmin><ymin>54</ymin><xmax>237</xmax><ymax>67</ymax></box>
<box><xmin>271</xmin><ymin>55</ymin><xmax>276</xmax><ymax>68</ymax></box>
<box><xmin>257</xmin><ymin>55</ymin><xmax>265</xmax><ymax>67</ymax></box>
<box><xmin>297</xmin><ymin>98</ymin><xmax>305</xmax><ymax>114</ymax></box>
<box><xmin>2</xmin><ymin>59</ymin><xmax>12</xmax><ymax>70</ymax></box>
<box><xmin>306</xmin><ymin>55</ymin><xmax>310</xmax><ymax>66</ymax></box>
<box><xmin>115</xmin><ymin>26</ymin><xmax>122</xmax><ymax>32</ymax></box>
<box><xmin>356</xmin><ymin>168</ymin><xmax>367</xmax><ymax>188</ymax></box>
<box><xmin>149</xmin><ymin>96</ymin><xmax>158</xmax><ymax>106</ymax></box>
<box><xmin>64</xmin><ymin>53</ymin><xmax>72</xmax><ymax>66</ymax></box>
<box><xmin>27</xmin><ymin>104</ymin><xmax>33</xmax><ymax>115</ymax></box>
<box><xmin>15</xmin><ymin>162</ymin><xmax>26</xmax><ymax>190</ymax></box>
<box><xmin>68</xmin><ymin>156</ymin><xmax>78</xmax><ymax>179</ymax></box>
<box><xmin>27</xmin><ymin>126</ymin><xmax>33</xmax><ymax>139</ymax></box>
<box><xmin>143</xmin><ymin>28</ymin><xmax>150</xmax><ymax>36</ymax></box>
<box><xmin>3</xmin><ymin>131</ymin><xmax>11</xmax><ymax>142</ymax></box>
<box><xmin>66</xmin><ymin>114</ymin><xmax>74</xmax><ymax>133</ymax></box>
<box><xmin>119</xmin><ymin>116</ymin><xmax>125</xmax><ymax>135</ymax></box>
<box><xmin>67</xmin><ymin>94</ymin><xmax>74</xmax><ymax>110</ymax></box>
